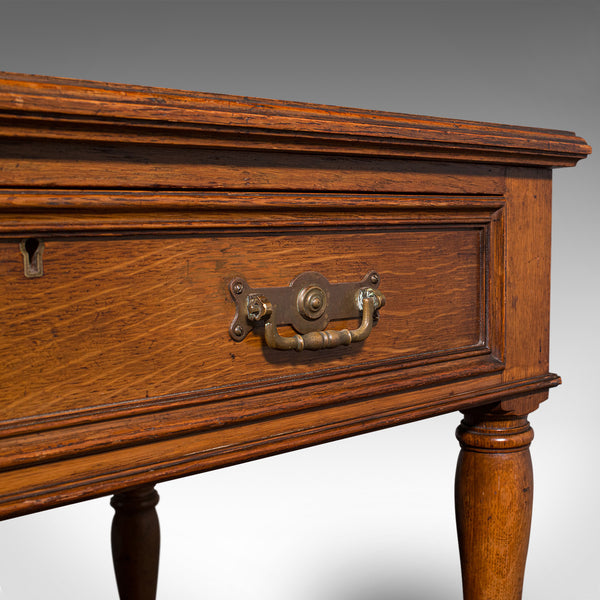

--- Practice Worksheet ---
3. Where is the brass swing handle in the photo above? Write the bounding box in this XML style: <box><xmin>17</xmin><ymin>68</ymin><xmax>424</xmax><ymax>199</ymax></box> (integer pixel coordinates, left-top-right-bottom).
<box><xmin>246</xmin><ymin>287</ymin><xmax>385</xmax><ymax>351</ymax></box>
<box><xmin>264</xmin><ymin>293</ymin><xmax>379</xmax><ymax>350</ymax></box>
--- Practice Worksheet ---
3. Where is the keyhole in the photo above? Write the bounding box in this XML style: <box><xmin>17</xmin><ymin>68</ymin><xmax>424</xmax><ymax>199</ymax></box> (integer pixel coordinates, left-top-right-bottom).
<box><xmin>20</xmin><ymin>237</ymin><xmax>44</xmax><ymax>278</ymax></box>
<box><xmin>24</xmin><ymin>238</ymin><xmax>39</xmax><ymax>263</ymax></box>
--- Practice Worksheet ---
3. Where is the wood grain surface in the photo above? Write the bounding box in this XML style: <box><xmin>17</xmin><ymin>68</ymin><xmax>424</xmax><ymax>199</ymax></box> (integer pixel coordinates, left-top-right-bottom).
<box><xmin>456</xmin><ymin>409</ymin><xmax>535</xmax><ymax>600</ymax></box>
<box><xmin>0</xmin><ymin>71</ymin><xmax>591</xmax><ymax>167</ymax></box>
<box><xmin>0</xmin><ymin>225</ymin><xmax>488</xmax><ymax>420</ymax></box>
<box><xmin>0</xmin><ymin>140</ymin><xmax>506</xmax><ymax>193</ymax></box>
<box><xmin>0</xmin><ymin>73</ymin><xmax>590</xmax><ymax>600</ymax></box>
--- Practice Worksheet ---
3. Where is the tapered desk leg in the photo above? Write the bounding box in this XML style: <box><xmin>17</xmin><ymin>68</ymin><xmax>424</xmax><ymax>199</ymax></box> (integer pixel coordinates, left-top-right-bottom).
<box><xmin>455</xmin><ymin>409</ymin><xmax>534</xmax><ymax>600</ymax></box>
<box><xmin>111</xmin><ymin>485</ymin><xmax>160</xmax><ymax>600</ymax></box>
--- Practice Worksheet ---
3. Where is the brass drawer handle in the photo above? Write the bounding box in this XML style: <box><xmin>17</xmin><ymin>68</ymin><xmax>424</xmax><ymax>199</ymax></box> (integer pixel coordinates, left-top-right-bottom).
<box><xmin>229</xmin><ymin>271</ymin><xmax>385</xmax><ymax>351</ymax></box>
<box><xmin>263</xmin><ymin>291</ymin><xmax>379</xmax><ymax>350</ymax></box>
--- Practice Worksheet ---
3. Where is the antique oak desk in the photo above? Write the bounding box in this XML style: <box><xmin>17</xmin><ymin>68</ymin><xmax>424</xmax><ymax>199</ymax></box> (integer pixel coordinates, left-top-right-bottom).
<box><xmin>0</xmin><ymin>73</ymin><xmax>591</xmax><ymax>599</ymax></box>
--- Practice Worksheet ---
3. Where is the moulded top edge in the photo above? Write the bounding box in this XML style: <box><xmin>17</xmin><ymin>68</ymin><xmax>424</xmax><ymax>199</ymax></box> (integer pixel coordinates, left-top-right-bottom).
<box><xmin>0</xmin><ymin>71</ymin><xmax>592</xmax><ymax>167</ymax></box>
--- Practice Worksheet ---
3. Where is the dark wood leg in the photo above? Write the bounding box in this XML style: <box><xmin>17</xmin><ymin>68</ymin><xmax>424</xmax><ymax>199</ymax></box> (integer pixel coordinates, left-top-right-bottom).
<box><xmin>455</xmin><ymin>409</ymin><xmax>534</xmax><ymax>600</ymax></box>
<box><xmin>111</xmin><ymin>485</ymin><xmax>160</xmax><ymax>600</ymax></box>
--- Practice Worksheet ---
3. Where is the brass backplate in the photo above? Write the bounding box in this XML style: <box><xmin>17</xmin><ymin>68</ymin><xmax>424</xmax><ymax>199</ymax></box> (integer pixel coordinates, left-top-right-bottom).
<box><xmin>229</xmin><ymin>270</ymin><xmax>380</xmax><ymax>342</ymax></box>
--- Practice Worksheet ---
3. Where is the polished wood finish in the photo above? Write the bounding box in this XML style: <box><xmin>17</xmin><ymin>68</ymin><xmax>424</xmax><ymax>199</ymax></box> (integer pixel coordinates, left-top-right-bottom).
<box><xmin>456</xmin><ymin>408</ymin><xmax>535</xmax><ymax>600</ymax></box>
<box><xmin>0</xmin><ymin>71</ymin><xmax>589</xmax><ymax>166</ymax></box>
<box><xmin>111</xmin><ymin>486</ymin><xmax>160</xmax><ymax>600</ymax></box>
<box><xmin>0</xmin><ymin>72</ymin><xmax>590</xmax><ymax>598</ymax></box>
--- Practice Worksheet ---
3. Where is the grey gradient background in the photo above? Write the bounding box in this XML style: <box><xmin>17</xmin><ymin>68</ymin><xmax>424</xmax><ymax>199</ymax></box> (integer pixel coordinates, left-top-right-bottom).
<box><xmin>0</xmin><ymin>1</ymin><xmax>598</xmax><ymax>598</ymax></box>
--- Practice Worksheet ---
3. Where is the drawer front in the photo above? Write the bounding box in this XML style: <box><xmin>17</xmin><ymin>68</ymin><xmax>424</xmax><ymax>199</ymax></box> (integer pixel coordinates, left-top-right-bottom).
<box><xmin>0</xmin><ymin>199</ymin><xmax>504</xmax><ymax>432</ymax></box>
<box><xmin>0</xmin><ymin>192</ymin><xmax>514</xmax><ymax>518</ymax></box>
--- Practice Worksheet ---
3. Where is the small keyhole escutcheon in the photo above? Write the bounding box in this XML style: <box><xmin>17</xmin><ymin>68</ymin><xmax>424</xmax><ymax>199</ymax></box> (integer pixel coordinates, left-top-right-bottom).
<box><xmin>20</xmin><ymin>238</ymin><xmax>44</xmax><ymax>278</ymax></box>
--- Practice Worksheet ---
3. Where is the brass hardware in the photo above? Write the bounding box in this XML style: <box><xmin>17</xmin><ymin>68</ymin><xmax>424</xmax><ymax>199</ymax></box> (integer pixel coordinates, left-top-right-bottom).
<box><xmin>20</xmin><ymin>238</ymin><xmax>44</xmax><ymax>278</ymax></box>
<box><xmin>264</xmin><ymin>293</ymin><xmax>379</xmax><ymax>350</ymax></box>
<box><xmin>297</xmin><ymin>285</ymin><xmax>327</xmax><ymax>320</ymax></box>
<box><xmin>247</xmin><ymin>295</ymin><xmax>272</xmax><ymax>321</ymax></box>
<box><xmin>229</xmin><ymin>271</ymin><xmax>385</xmax><ymax>351</ymax></box>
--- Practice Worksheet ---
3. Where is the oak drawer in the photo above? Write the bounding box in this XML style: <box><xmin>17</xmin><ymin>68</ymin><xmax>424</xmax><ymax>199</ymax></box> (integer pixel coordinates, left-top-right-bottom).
<box><xmin>0</xmin><ymin>199</ymin><xmax>504</xmax><ymax>438</ymax></box>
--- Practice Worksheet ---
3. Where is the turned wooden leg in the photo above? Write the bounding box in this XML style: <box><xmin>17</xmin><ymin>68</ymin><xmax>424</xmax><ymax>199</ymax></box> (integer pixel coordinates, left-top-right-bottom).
<box><xmin>111</xmin><ymin>485</ymin><xmax>160</xmax><ymax>600</ymax></box>
<box><xmin>455</xmin><ymin>410</ymin><xmax>534</xmax><ymax>600</ymax></box>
